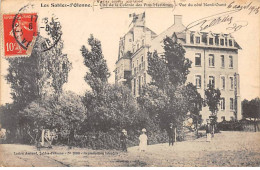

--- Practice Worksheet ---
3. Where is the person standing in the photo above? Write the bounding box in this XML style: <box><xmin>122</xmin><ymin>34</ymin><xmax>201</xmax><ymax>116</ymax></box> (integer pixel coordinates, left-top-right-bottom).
<box><xmin>168</xmin><ymin>123</ymin><xmax>175</xmax><ymax>146</ymax></box>
<box><xmin>139</xmin><ymin>128</ymin><xmax>148</xmax><ymax>152</ymax></box>
<box><xmin>206</xmin><ymin>119</ymin><xmax>212</xmax><ymax>142</ymax></box>
<box><xmin>120</xmin><ymin>129</ymin><xmax>127</xmax><ymax>152</ymax></box>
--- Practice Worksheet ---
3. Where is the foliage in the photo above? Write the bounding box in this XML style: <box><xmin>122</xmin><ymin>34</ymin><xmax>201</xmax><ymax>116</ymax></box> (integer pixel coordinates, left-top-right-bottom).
<box><xmin>242</xmin><ymin>97</ymin><xmax>260</xmax><ymax>119</ymax></box>
<box><xmin>138</xmin><ymin>36</ymin><xmax>196</xmax><ymax>132</ymax></box>
<box><xmin>0</xmin><ymin>104</ymin><xmax>20</xmax><ymax>136</ymax></box>
<box><xmin>185</xmin><ymin>83</ymin><xmax>203</xmax><ymax>124</ymax></box>
<box><xmin>217</xmin><ymin>121</ymin><xmax>244</xmax><ymax>131</ymax></box>
<box><xmin>83</xmin><ymin>84</ymin><xmax>144</xmax><ymax>132</ymax></box>
<box><xmin>204</xmin><ymin>84</ymin><xmax>221</xmax><ymax>115</ymax></box>
<box><xmin>20</xmin><ymin>91</ymin><xmax>87</xmax><ymax>130</ymax></box>
<box><xmin>6</xmin><ymin>35</ymin><xmax>71</xmax><ymax>107</ymax></box>
<box><xmin>242</xmin><ymin>97</ymin><xmax>260</xmax><ymax>132</ymax></box>
<box><xmin>81</xmin><ymin>35</ymin><xmax>146</xmax><ymax>134</ymax></box>
<box><xmin>80</xmin><ymin>34</ymin><xmax>110</xmax><ymax>94</ymax></box>
<box><xmin>162</xmin><ymin>37</ymin><xmax>192</xmax><ymax>86</ymax></box>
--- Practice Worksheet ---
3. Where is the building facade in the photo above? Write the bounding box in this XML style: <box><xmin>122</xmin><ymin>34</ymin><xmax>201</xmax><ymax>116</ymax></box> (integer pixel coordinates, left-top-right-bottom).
<box><xmin>114</xmin><ymin>13</ymin><xmax>242</xmax><ymax>123</ymax></box>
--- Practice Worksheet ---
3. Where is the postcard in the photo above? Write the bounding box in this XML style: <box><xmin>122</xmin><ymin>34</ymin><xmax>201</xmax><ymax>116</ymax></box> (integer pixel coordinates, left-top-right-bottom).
<box><xmin>0</xmin><ymin>0</ymin><xmax>259</xmax><ymax>167</ymax></box>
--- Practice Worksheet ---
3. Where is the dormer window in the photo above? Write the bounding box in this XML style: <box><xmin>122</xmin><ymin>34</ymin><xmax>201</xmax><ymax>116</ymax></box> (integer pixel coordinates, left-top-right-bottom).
<box><xmin>190</xmin><ymin>34</ymin><xmax>194</xmax><ymax>44</ymax></box>
<box><xmin>220</xmin><ymin>39</ymin><xmax>224</xmax><ymax>46</ymax></box>
<box><xmin>229</xmin><ymin>39</ymin><xmax>233</xmax><ymax>46</ymax></box>
<box><xmin>196</xmin><ymin>36</ymin><xmax>200</xmax><ymax>44</ymax></box>
<box><xmin>209</xmin><ymin>38</ymin><xmax>214</xmax><ymax>45</ymax></box>
<box><xmin>215</xmin><ymin>37</ymin><xmax>219</xmax><ymax>45</ymax></box>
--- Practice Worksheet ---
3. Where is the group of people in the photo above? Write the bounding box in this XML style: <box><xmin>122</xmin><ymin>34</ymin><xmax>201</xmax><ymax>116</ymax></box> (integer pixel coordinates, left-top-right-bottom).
<box><xmin>120</xmin><ymin>125</ymin><xmax>176</xmax><ymax>152</ymax></box>
<box><xmin>120</xmin><ymin>120</ymin><xmax>215</xmax><ymax>152</ymax></box>
<box><xmin>120</xmin><ymin>128</ymin><xmax>148</xmax><ymax>152</ymax></box>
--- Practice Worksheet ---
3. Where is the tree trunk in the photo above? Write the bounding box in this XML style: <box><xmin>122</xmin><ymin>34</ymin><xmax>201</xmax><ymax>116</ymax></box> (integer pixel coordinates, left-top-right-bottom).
<box><xmin>254</xmin><ymin>118</ymin><xmax>257</xmax><ymax>132</ymax></box>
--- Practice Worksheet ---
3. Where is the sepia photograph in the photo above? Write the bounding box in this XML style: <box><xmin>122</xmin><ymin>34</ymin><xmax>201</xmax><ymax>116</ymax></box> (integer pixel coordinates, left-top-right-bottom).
<box><xmin>0</xmin><ymin>0</ymin><xmax>259</xmax><ymax>167</ymax></box>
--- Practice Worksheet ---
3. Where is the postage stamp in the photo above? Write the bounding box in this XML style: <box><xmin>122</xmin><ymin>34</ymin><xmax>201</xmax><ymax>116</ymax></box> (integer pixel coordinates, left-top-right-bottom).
<box><xmin>3</xmin><ymin>13</ymin><xmax>38</xmax><ymax>57</ymax></box>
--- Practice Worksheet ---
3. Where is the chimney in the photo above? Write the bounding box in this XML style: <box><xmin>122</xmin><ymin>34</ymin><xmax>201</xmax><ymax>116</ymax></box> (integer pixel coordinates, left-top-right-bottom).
<box><xmin>174</xmin><ymin>15</ymin><xmax>182</xmax><ymax>25</ymax></box>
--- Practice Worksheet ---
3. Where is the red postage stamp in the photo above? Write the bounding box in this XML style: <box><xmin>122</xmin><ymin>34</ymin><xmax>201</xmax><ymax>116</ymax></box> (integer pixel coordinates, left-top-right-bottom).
<box><xmin>3</xmin><ymin>13</ymin><xmax>38</xmax><ymax>57</ymax></box>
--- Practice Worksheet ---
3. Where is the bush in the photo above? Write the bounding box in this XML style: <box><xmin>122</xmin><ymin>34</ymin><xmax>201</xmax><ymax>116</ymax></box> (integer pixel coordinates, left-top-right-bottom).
<box><xmin>218</xmin><ymin>121</ymin><xmax>244</xmax><ymax>131</ymax></box>
<box><xmin>68</xmin><ymin>128</ymin><xmax>168</xmax><ymax>150</ymax></box>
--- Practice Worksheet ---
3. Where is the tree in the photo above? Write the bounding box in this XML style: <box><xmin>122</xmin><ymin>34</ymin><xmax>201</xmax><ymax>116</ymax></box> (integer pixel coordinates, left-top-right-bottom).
<box><xmin>81</xmin><ymin>35</ymin><xmax>142</xmax><ymax>133</ymax></box>
<box><xmin>20</xmin><ymin>91</ymin><xmax>87</xmax><ymax>142</ymax></box>
<box><xmin>6</xmin><ymin>36</ymin><xmax>71</xmax><ymax>107</ymax></box>
<box><xmin>184</xmin><ymin>83</ymin><xmax>203</xmax><ymax>136</ymax></box>
<box><xmin>5</xmin><ymin>24</ymin><xmax>72</xmax><ymax>142</ymax></box>
<box><xmin>84</xmin><ymin>84</ymin><xmax>142</xmax><ymax>132</ymax></box>
<box><xmin>80</xmin><ymin>34</ymin><xmax>110</xmax><ymax>94</ymax></box>
<box><xmin>204</xmin><ymin>84</ymin><xmax>221</xmax><ymax>116</ymax></box>
<box><xmin>204</xmin><ymin>84</ymin><xmax>221</xmax><ymax>134</ymax></box>
<box><xmin>242</xmin><ymin>97</ymin><xmax>260</xmax><ymax>132</ymax></box>
<box><xmin>138</xmin><ymin>36</ymin><xmax>193</xmax><ymax>136</ymax></box>
<box><xmin>0</xmin><ymin>104</ymin><xmax>20</xmax><ymax>142</ymax></box>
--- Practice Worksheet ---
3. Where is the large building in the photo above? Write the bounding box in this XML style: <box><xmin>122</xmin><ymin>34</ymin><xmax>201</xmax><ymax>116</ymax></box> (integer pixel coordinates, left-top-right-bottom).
<box><xmin>114</xmin><ymin>13</ymin><xmax>242</xmax><ymax>123</ymax></box>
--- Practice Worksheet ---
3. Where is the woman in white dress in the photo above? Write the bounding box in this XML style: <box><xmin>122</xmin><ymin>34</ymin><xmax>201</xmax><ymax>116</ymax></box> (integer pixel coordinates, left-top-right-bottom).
<box><xmin>139</xmin><ymin>128</ymin><xmax>147</xmax><ymax>152</ymax></box>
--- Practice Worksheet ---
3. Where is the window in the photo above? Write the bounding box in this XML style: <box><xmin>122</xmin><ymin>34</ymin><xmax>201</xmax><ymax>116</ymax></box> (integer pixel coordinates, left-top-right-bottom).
<box><xmin>195</xmin><ymin>53</ymin><xmax>201</xmax><ymax>66</ymax></box>
<box><xmin>129</xmin><ymin>39</ymin><xmax>132</xmax><ymax>42</ymax></box>
<box><xmin>141</xmin><ymin>56</ymin><xmax>144</xmax><ymax>69</ymax></box>
<box><xmin>220</xmin><ymin>76</ymin><xmax>225</xmax><ymax>90</ymax></box>
<box><xmin>225</xmin><ymin>38</ymin><xmax>228</xmax><ymax>46</ymax></box>
<box><xmin>220</xmin><ymin>39</ymin><xmax>224</xmax><ymax>46</ymax></box>
<box><xmin>137</xmin><ymin>60</ymin><xmax>139</xmax><ymax>72</ymax></box>
<box><xmin>229</xmin><ymin>39</ymin><xmax>233</xmax><ymax>46</ymax></box>
<box><xmin>221</xmin><ymin>55</ymin><xmax>225</xmax><ymax>68</ymax></box>
<box><xmin>138</xmin><ymin>76</ymin><xmax>141</xmax><ymax>95</ymax></box>
<box><xmin>190</xmin><ymin>34</ymin><xmax>194</xmax><ymax>44</ymax></box>
<box><xmin>209</xmin><ymin>38</ymin><xmax>214</xmax><ymax>45</ymax></box>
<box><xmin>142</xmin><ymin>39</ymin><xmax>144</xmax><ymax>46</ymax></box>
<box><xmin>133</xmin><ymin>79</ymin><xmax>136</xmax><ymax>96</ymax></box>
<box><xmin>230</xmin><ymin>77</ymin><xmax>234</xmax><ymax>90</ymax></box>
<box><xmin>229</xmin><ymin>56</ymin><xmax>233</xmax><ymax>68</ymax></box>
<box><xmin>196</xmin><ymin>36</ymin><xmax>200</xmax><ymax>44</ymax></box>
<box><xmin>215</xmin><ymin>38</ymin><xmax>219</xmax><ymax>45</ymax></box>
<box><xmin>220</xmin><ymin>98</ymin><xmax>225</xmax><ymax>110</ymax></box>
<box><xmin>209</xmin><ymin>76</ymin><xmax>215</xmax><ymax>88</ymax></box>
<box><xmin>209</xmin><ymin>54</ymin><xmax>215</xmax><ymax>67</ymax></box>
<box><xmin>195</xmin><ymin>75</ymin><xmax>201</xmax><ymax>89</ymax></box>
<box><xmin>144</xmin><ymin>73</ymin><xmax>146</xmax><ymax>84</ymax></box>
<box><xmin>221</xmin><ymin>116</ymin><xmax>226</xmax><ymax>121</ymax></box>
<box><xmin>230</xmin><ymin>98</ymin><xmax>234</xmax><ymax>110</ymax></box>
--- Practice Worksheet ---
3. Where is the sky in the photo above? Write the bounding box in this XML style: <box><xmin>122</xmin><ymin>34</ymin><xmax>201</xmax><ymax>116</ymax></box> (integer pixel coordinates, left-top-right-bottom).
<box><xmin>1</xmin><ymin>0</ymin><xmax>260</xmax><ymax>105</ymax></box>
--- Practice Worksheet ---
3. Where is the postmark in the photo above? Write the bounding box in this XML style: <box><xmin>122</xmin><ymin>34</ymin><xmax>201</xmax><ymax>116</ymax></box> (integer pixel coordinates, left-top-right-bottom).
<box><xmin>39</xmin><ymin>15</ymin><xmax>62</xmax><ymax>52</ymax></box>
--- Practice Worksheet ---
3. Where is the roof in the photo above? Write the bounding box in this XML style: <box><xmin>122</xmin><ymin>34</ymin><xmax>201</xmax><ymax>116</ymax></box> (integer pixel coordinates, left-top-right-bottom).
<box><xmin>124</xmin><ymin>26</ymin><xmax>157</xmax><ymax>38</ymax></box>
